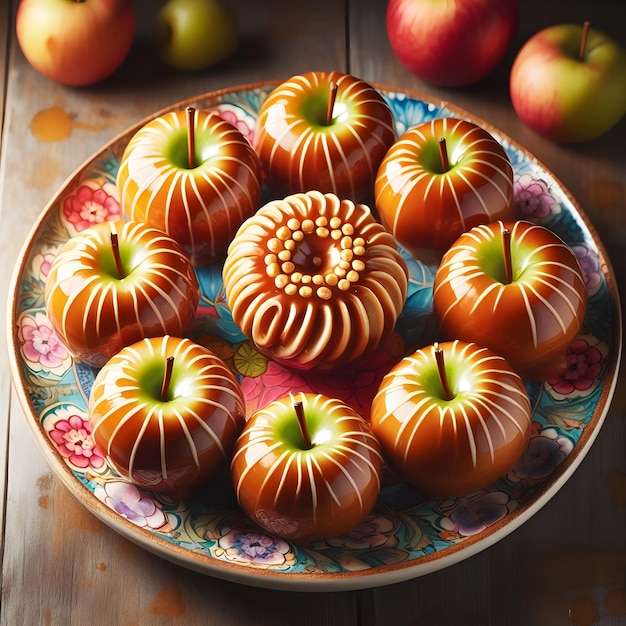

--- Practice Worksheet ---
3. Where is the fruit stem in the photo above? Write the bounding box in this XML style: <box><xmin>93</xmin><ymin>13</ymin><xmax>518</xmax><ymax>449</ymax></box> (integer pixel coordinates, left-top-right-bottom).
<box><xmin>186</xmin><ymin>106</ymin><xmax>196</xmax><ymax>169</ymax></box>
<box><xmin>501</xmin><ymin>224</ymin><xmax>513</xmax><ymax>284</ymax></box>
<box><xmin>326</xmin><ymin>82</ymin><xmax>338</xmax><ymax>126</ymax></box>
<box><xmin>579</xmin><ymin>21</ymin><xmax>590</xmax><ymax>60</ymax></box>
<box><xmin>160</xmin><ymin>356</ymin><xmax>175</xmax><ymax>401</ymax></box>
<box><xmin>434</xmin><ymin>343</ymin><xmax>454</xmax><ymax>401</ymax></box>
<box><xmin>293</xmin><ymin>400</ymin><xmax>312</xmax><ymax>450</ymax></box>
<box><xmin>438</xmin><ymin>137</ymin><xmax>450</xmax><ymax>172</ymax></box>
<box><xmin>110</xmin><ymin>233</ymin><xmax>126</xmax><ymax>279</ymax></box>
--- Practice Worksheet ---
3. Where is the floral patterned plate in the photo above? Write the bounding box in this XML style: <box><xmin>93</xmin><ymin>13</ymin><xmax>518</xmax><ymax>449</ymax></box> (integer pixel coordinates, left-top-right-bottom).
<box><xmin>8</xmin><ymin>83</ymin><xmax>621</xmax><ymax>591</ymax></box>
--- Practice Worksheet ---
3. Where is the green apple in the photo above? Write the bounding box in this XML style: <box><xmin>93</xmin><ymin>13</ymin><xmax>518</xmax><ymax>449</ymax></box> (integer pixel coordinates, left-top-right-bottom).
<box><xmin>154</xmin><ymin>0</ymin><xmax>237</xmax><ymax>72</ymax></box>
<box><xmin>510</xmin><ymin>22</ymin><xmax>626</xmax><ymax>143</ymax></box>
<box><xmin>88</xmin><ymin>335</ymin><xmax>246</xmax><ymax>496</ymax></box>
<box><xmin>253</xmin><ymin>71</ymin><xmax>396</xmax><ymax>204</ymax></box>
<box><xmin>231</xmin><ymin>392</ymin><xmax>384</xmax><ymax>543</ymax></box>
<box><xmin>374</xmin><ymin>117</ymin><xmax>515</xmax><ymax>257</ymax></box>
<box><xmin>370</xmin><ymin>340</ymin><xmax>532</xmax><ymax>498</ymax></box>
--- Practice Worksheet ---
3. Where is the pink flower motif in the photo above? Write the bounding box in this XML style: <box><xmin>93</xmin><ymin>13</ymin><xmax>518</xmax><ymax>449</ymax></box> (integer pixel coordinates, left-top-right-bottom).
<box><xmin>327</xmin><ymin>515</ymin><xmax>396</xmax><ymax>550</ymax></box>
<box><xmin>95</xmin><ymin>480</ymin><xmax>167</xmax><ymax>530</ymax></box>
<box><xmin>547</xmin><ymin>338</ymin><xmax>603</xmax><ymax>396</ymax></box>
<box><xmin>510</xmin><ymin>427</ymin><xmax>573</xmax><ymax>482</ymax></box>
<box><xmin>514</xmin><ymin>173</ymin><xmax>558</xmax><ymax>221</ymax></box>
<box><xmin>440</xmin><ymin>490</ymin><xmax>511</xmax><ymax>536</ymax></box>
<box><xmin>31</xmin><ymin>250</ymin><xmax>56</xmax><ymax>282</ymax></box>
<box><xmin>49</xmin><ymin>412</ymin><xmax>105</xmax><ymax>470</ymax></box>
<box><xmin>18</xmin><ymin>311</ymin><xmax>70</xmax><ymax>372</ymax></box>
<box><xmin>213</xmin><ymin>104</ymin><xmax>256</xmax><ymax>143</ymax></box>
<box><xmin>241</xmin><ymin>340</ymin><xmax>402</xmax><ymax>418</ymax></box>
<box><xmin>213</xmin><ymin>529</ymin><xmax>296</xmax><ymax>569</ymax></box>
<box><xmin>242</xmin><ymin>360</ymin><xmax>311</xmax><ymax>412</ymax></box>
<box><xmin>572</xmin><ymin>244</ymin><xmax>602</xmax><ymax>296</ymax></box>
<box><xmin>61</xmin><ymin>180</ymin><xmax>121</xmax><ymax>233</ymax></box>
<box><xmin>307</xmin><ymin>344</ymin><xmax>399</xmax><ymax>420</ymax></box>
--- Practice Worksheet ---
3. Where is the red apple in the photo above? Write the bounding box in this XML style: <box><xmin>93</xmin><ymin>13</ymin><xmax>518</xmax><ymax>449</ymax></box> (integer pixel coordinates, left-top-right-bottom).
<box><xmin>253</xmin><ymin>71</ymin><xmax>396</xmax><ymax>204</ymax></box>
<box><xmin>433</xmin><ymin>220</ymin><xmax>588</xmax><ymax>381</ymax></box>
<box><xmin>88</xmin><ymin>335</ymin><xmax>246</xmax><ymax>495</ymax></box>
<box><xmin>44</xmin><ymin>220</ymin><xmax>200</xmax><ymax>368</ymax></box>
<box><xmin>374</xmin><ymin>117</ymin><xmax>515</xmax><ymax>258</ymax></box>
<box><xmin>510</xmin><ymin>21</ymin><xmax>626</xmax><ymax>143</ymax></box>
<box><xmin>117</xmin><ymin>107</ymin><xmax>262</xmax><ymax>266</ymax></box>
<box><xmin>222</xmin><ymin>190</ymin><xmax>408</xmax><ymax>371</ymax></box>
<box><xmin>231</xmin><ymin>392</ymin><xmax>384</xmax><ymax>543</ymax></box>
<box><xmin>16</xmin><ymin>0</ymin><xmax>135</xmax><ymax>87</ymax></box>
<box><xmin>386</xmin><ymin>0</ymin><xmax>519</xmax><ymax>87</ymax></box>
<box><xmin>370</xmin><ymin>340</ymin><xmax>532</xmax><ymax>498</ymax></box>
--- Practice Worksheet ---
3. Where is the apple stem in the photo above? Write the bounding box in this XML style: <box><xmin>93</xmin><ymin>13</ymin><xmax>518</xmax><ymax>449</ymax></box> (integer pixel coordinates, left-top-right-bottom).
<box><xmin>110</xmin><ymin>233</ymin><xmax>126</xmax><ymax>279</ymax></box>
<box><xmin>326</xmin><ymin>82</ymin><xmax>338</xmax><ymax>126</ymax></box>
<box><xmin>160</xmin><ymin>356</ymin><xmax>175</xmax><ymax>402</ymax></box>
<box><xmin>579</xmin><ymin>21</ymin><xmax>590</xmax><ymax>60</ymax></box>
<box><xmin>186</xmin><ymin>106</ymin><xmax>196</xmax><ymax>169</ymax></box>
<box><xmin>434</xmin><ymin>343</ymin><xmax>454</xmax><ymax>401</ymax></box>
<box><xmin>438</xmin><ymin>137</ymin><xmax>450</xmax><ymax>172</ymax></box>
<box><xmin>501</xmin><ymin>225</ymin><xmax>513</xmax><ymax>284</ymax></box>
<box><xmin>293</xmin><ymin>400</ymin><xmax>312</xmax><ymax>450</ymax></box>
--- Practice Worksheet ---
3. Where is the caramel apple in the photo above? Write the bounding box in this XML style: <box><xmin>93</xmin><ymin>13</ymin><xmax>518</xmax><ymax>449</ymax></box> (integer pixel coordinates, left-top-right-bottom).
<box><xmin>433</xmin><ymin>220</ymin><xmax>588</xmax><ymax>381</ymax></box>
<box><xmin>253</xmin><ymin>71</ymin><xmax>396</xmax><ymax>204</ymax></box>
<box><xmin>231</xmin><ymin>392</ymin><xmax>384</xmax><ymax>543</ymax></box>
<box><xmin>371</xmin><ymin>340</ymin><xmax>532</xmax><ymax>498</ymax></box>
<box><xmin>222</xmin><ymin>190</ymin><xmax>409</xmax><ymax>371</ymax></box>
<box><xmin>44</xmin><ymin>220</ymin><xmax>199</xmax><ymax>368</ymax></box>
<box><xmin>88</xmin><ymin>335</ymin><xmax>246</xmax><ymax>495</ymax></box>
<box><xmin>117</xmin><ymin>106</ymin><xmax>262</xmax><ymax>266</ymax></box>
<box><xmin>375</xmin><ymin>117</ymin><xmax>515</xmax><ymax>258</ymax></box>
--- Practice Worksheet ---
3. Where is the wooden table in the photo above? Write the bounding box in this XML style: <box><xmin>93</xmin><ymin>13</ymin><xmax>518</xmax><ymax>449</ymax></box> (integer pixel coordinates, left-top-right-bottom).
<box><xmin>1</xmin><ymin>1</ymin><xmax>624</xmax><ymax>624</ymax></box>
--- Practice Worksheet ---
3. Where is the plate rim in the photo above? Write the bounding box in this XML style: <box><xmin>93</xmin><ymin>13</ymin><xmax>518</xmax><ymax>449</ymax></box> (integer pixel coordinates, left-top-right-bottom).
<box><xmin>7</xmin><ymin>80</ymin><xmax>623</xmax><ymax>592</ymax></box>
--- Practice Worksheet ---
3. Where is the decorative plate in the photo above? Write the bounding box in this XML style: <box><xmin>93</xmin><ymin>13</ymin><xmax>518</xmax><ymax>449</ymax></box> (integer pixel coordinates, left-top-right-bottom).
<box><xmin>8</xmin><ymin>82</ymin><xmax>621</xmax><ymax>591</ymax></box>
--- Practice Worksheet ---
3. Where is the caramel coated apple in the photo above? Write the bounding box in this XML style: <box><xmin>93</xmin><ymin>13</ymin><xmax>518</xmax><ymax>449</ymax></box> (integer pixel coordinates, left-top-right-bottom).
<box><xmin>433</xmin><ymin>220</ymin><xmax>587</xmax><ymax>381</ymax></box>
<box><xmin>253</xmin><ymin>71</ymin><xmax>396</xmax><ymax>203</ymax></box>
<box><xmin>231</xmin><ymin>392</ymin><xmax>384</xmax><ymax>543</ymax></box>
<box><xmin>88</xmin><ymin>335</ymin><xmax>246</xmax><ymax>494</ymax></box>
<box><xmin>117</xmin><ymin>107</ymin><xmax>262</xmax><ymax>265</ymax></box>
<box><xmin>371</xmin><ymin>340</ymin><xmax>532</xmax><ymax>498</ymax></box>
<box><xmin>222</xmin><ymin>190</ymin><xmax>409</xmax><ymax>371</ymax></box>
<box><xmin>375</xmin><ymin>117</ymin><xmax>515</xmax><ymax>257</ymax></box>
<box><xmin>44</xmin><ymin>220</ymin><xmax>199</xmax><ymax>368</ymax></box>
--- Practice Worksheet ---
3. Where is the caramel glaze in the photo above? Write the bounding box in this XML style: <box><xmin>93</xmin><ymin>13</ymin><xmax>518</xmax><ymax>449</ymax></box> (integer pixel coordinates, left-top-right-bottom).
<box><xmin>223</xmin><ymin>191</ymin><xmax>409</xmax><ymax>371</ymax></box>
